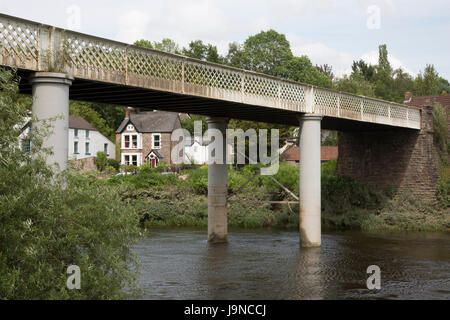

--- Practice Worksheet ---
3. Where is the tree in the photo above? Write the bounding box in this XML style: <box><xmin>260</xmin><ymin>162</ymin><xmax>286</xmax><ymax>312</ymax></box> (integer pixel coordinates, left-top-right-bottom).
<box><xmin>351</xmin><ymin>60</ymin><xmax>375</xmax><ymax>81</ymax></box>
<box><xmin>242</xmin><ymin>29</ymin><xmax>293</xmax><ymax>77</ymax></box>
<box><xmin>316</xmin><ymin>64</ymin><xmax>334</xmax><ymax>80</ymax></box>
<box><xmin>281</xmin><ymin>56</ymin><xmax>332</xmax><ymax>88</ymax></box>
<box><xmin>69</xmin><ymin>101</ymin><xmax>115</xmax><ymax>141</ymax></box>
<box><xmin>0</xmin><ymin>68</ymin><xmax>141</xmax><ymax>299</ymax></box>
<box><xmin>226</xmin><ymin>42</ymin><xmax>247</xmax><ymax>68</ymax></box>
<box><xmin>334</xmin><ymin>74</ymin><xmax>376</xmax><ymax>97</ymax></box>
<box><xmin>134</xmin><ymin>38</ymin><xmax>181</xmax><ymax>54</ymax></box>
<box><xmin>414</xmin><ymin>64</ymin><xmax>441</xmax><ymax>96</ymax></box>
<box><xmin>182</xmin><ymin>40</ymin><xmax>223</xmax><ymax>63</ymax></box>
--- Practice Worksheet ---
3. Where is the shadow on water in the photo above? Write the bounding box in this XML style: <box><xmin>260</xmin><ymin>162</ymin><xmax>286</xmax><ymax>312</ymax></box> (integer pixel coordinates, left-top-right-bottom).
<box><xmin>134</xmin><ymin>228</ymin><xmax>450</xmax><ymax>300</ymax></box>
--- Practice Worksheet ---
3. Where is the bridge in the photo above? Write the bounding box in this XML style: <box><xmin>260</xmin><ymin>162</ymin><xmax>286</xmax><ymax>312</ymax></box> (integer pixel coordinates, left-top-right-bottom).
<box><xmin>1</xmin><ymin>13</ymin><xmax>430</xmax><ymax>247</ymax></box>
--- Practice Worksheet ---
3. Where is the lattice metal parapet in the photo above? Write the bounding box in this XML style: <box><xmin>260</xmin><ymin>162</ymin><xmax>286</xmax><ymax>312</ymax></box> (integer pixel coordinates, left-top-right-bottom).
<box><xmin>0</xmin><ymin>13</ymin><xmax>421</xmax><ymax>130</ymax></box>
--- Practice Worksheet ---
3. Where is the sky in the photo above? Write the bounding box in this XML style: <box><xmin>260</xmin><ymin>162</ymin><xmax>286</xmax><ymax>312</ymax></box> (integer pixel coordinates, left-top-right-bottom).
<box><xmin>1</xmin><ymin>0</ymin><xmax>449</xmax><ymax>79</ymax></box>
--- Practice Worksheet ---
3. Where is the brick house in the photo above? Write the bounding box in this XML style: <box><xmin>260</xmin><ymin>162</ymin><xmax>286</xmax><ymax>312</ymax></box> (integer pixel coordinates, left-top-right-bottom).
<box><xmin>115</xmin><ymin>109</ymin><xmax>182</xmax><ymax>168</ymax></box>
<box><xmin>281</xmin><ymin>145</ymin><xmax>338</xmax><ymax>166</ymax></box>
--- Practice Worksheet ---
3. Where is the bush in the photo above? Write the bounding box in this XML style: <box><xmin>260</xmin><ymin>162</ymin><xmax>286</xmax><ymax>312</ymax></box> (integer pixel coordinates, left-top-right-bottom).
<box><xmin>96</xmin><ymin>151</ymin><xmax>107</xmax><ymax>171</ymax></box>
<box><xmin>321</xmin><ymin>159</ymin><xmax>337</xmax><ymax>177</ymax></box>
<box><xmin>106</xmin><ymin>158</ymin><xmax>120</xmax><ymax>171</ymax></box>
<box><xmin>433</xmin><ymin>103</ymin><xmax>448</xmax><ymax>155</ymax></box>
<box><xmin>0</xmin><ymin>68</ymin><xmax>141</xmax><ymax>299</ymax></box>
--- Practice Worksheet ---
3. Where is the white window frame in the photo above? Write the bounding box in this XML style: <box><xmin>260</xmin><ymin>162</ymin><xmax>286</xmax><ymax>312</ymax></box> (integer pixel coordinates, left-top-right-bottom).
<box><xmin>121</xmin><ymin>153</ymin><xmax>142</xmax><ymax>167</ymax></box>
<box><xmin>121</xmin><ymin>133</ymin><xmax>142</xmax><ymax>150</ymax></box>
<box><xmin>74</xmin><ymin>141</ymin><xmax>79</xmax><ymax>154</ymax></box>
<box><xmin>85</xmin><ymin>142</ymin><xmax>90</xmax><ymax>155</ymax></box>
<box><xmin>127</xmin><ymin>124</ymin><xmax>135</xmax><ymax>131</ymax></box>
<box><xmin>152</xmin><ymin>133</ymin><xmax>161</xmax><ymax>149</ymax></box>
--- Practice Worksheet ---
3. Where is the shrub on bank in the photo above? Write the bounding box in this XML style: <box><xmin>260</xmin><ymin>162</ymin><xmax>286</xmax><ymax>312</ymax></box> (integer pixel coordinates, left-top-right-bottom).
<box><xmin>0</xmin><ymin>68</ymin><xmax>141</xmax><ymax>299</ymax></box>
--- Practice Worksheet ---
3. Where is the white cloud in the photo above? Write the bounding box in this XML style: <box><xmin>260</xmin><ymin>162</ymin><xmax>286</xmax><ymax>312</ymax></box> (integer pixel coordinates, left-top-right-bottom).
<box><xmin>288</xmin><ymin>34</ymin><xmax>354</xmax><ymax>77</ymax></box>
<box><xmin>116</xmin><ymin>10</ymin><xmax>151</xmax><ymax>44</ymax></box>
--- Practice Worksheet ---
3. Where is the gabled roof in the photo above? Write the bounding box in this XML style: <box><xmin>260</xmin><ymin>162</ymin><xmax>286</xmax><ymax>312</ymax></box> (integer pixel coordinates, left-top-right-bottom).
<box><xmin>404</xmin><ymin>94</ymin><xmax>450</xmax><ymax>109</ymax></box>
<box><xmin>116</xmin><ymin>111</ymin><xmax>181</xmax><ymax>134</ymax></box>
<box><xmin>281</xmin><ymin>145</ymin><xmax>338</xmax><ymax>162</ymax></box>
<box><xmin>69</xmin><ymin>116</ymin><xmax>98</xmax><ymax>131</ymax></box>
<box><xmin>145</xmin><ymin>149</ymin><xmax>164</xmax><ymax>159</ymax></box>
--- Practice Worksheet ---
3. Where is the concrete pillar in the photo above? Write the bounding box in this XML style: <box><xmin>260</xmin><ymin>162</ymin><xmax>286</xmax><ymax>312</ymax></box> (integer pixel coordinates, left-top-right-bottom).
<box><xmin>206</xmin><ymin>117</ymin><xmax>229</xmax><ymax>243</ymax></box>
<box><xmin>31</xmin><ymin>72</ymin><xmax>73</xmax><ymax>171</ymax></box>
<box><xmin>298</xmin><ymin>114</ymin><xmax>323</xmax><ymax>247</ymax></box>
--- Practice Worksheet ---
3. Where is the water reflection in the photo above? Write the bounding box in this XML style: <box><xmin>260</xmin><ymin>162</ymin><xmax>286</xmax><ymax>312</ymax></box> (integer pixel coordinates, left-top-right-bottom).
<box><xmin>134</xmin><ymin>229</ymin><xmax>450</xmax><ymax>300</ymax></box>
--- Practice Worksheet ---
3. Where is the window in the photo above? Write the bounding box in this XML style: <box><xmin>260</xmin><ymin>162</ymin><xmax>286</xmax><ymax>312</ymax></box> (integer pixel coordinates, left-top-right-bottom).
<box><xmin>22</xmin><ymin>138</ymin><xmax>31</xmax><ymax>154</ymax></box>
<box><xmin>74</xmin><ymin>129</ymin><xmax>78</xmax><ymax>137</ymax></box>
<box><xmin>124</xmin><ymin>155</ymin><xmax>130</xmax><ymax>166</ymax></box>
<box><xmin>152</xmin><ymin>134</ymin><xmax>161</xmax><ymax>149</ymax></box>
<box><xmin>85</xmin><ymin>142</ymin><xmax>90</xmax><ymax>155</ymax></box>
<box><xmin>122</xmin><ymin>134</ymin><xmax>140</xmax><ymax>149</ymax></box>
<box><xmin>85</xmin><ymin>130</ymin><xmax>90</xmax><ymax>138</ymax></box>
<box><xmin>127</xmin><ymin>124</ymin><xmax>134</xmax><ymax>131</ymax></box>
<box><xmin>123</xmin><ymin>154</ymin><xmax>140</xmax><ymax>166</ymax></box>
<box><xmin>74</xmin><ymin>141</ymin><xmax>79</xmax><ymax>154</ymax></box>
<box><xmin>104</xmin><ymin>143</ymin><xmax>109</xmax><ymax>155</ymax></box>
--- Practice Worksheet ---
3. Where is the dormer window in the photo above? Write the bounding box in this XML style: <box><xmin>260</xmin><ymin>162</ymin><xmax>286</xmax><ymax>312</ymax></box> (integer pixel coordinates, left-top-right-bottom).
<box><xmin>127</xmin><ymin>124</ymin><xmax>134</xmax><ymax>131</ymax></box>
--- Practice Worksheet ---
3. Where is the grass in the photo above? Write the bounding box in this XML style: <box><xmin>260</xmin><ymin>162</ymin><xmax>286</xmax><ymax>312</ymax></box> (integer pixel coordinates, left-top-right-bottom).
<box><xmin>81</xmin><ymin>159</ymin><xmax>449</xmax><ymax>233</ymax></box>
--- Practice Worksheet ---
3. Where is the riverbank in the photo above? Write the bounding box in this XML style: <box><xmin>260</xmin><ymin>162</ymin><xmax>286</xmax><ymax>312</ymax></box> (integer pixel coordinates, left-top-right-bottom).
<box><xmin>93</xmin><ymin>161</ymin><xmax>449</xmax><ymax>233</ymax></box>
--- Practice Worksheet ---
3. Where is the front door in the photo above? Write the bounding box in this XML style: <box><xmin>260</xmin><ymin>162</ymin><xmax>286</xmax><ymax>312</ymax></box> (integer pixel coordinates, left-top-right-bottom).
<box><xmin>151</xmin><ymin>158</ymin><xmax>156</xmax><ymax>168</ymax></box>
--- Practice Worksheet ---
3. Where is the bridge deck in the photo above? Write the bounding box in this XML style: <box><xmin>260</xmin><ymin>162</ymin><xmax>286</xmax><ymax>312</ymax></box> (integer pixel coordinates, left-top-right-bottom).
<box><xmin>0</xmin><ymin>13</ymin><xmax>421</xmax><ymax>131</ymax></box>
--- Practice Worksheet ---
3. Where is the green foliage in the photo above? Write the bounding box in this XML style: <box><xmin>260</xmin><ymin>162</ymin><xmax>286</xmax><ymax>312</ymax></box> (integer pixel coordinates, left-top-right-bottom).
<box><xmin>0</xmin><ymin>69</ymin><xmax>141</xmax><ymax>299</ymax></box>
<box><xmin>69</xmin><ymin>101</ymin><xmax>115</xmax><ymax>141</ymax></box>
<box><xmin>134</xmin><ymin>38</ymin><xmax>181</xmax><ymax>54</ymax></box>
<box><xmin>321</xmin><ymin>159</ymin><xmax>337</xmax><ymax>177</ymax></box>
<box><xmin>96</xmin><ymin>151</ymin><xmax>107</xmax><ymax>171</ymax></box>
<box><xmin>185</xmin><ymin>167</ymin><xmax>208</xmax><ymax>195</ymax></box>
<box><xmin>437</xmin><ymin>164</ymin><xmax>450</xmax><ymax>206</ymax></box>
<box><xmin>155</xmin><ymin>161</ymin><xmax>170</xmax><ymax>173</ymax></box>
<box><xmin>334</xmin><ymin>74</ymin><xmax>376</xmax><ymax>97</ymax></box>
<box><xmin>433</xmin><ymin>103</ymin><xmax>448</xmax><ymax>155</ymax></box>
<box><xmin>281</xmin><ymin>55</ymin><xmax>332</xmax><ymax>88</ymax></box>
<box><xmin>414</xmin><ymin>64</ymin><xmax>441</xmax><ymax>96</ymax></box>
<box><xmin>321</xmin><ymin>175</ymin><xmax>389</xmax><ymax>216</ymax></box>
<box><xmin>180</xmin><ymin>114</ymin><xmax>207</xmax><ymax>136</ymax></box>
<box><xmin>106</xmin><ymin>158</ymin><xmax>120</xmax><ymax>171</ymax></box>
<box><xmin>321</xmin><ymin>130</ymin><xmax>338</xmax><ymax>146</ymax></box>
<box><xmin>243</xmin><ymin>29</ymin><xmax>293</xmax><ymax>76</ymax></box>
<box><xmin>182</xmin><ymin>40</ymin><xmax>222</xmax><ymax>63</ymax></box>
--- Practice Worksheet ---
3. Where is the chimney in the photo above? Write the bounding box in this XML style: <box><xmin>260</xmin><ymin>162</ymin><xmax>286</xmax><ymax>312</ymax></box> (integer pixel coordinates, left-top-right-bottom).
<box><xmin>404</xmin><ymin>92</ymin><xmax>412</xmax><ymax>103</ymax></box>
<box><xmin>125</xmin><ymin>107</ymin><xmax>133</xmax><ymax>119</ymax></box>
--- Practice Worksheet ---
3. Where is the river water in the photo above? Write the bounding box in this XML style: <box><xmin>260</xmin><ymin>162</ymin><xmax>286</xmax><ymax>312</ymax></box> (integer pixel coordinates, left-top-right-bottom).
<box><xmin>134</xmin><ymin>228</ymin><xmax>450</xmax><ymax>300</ymax></box>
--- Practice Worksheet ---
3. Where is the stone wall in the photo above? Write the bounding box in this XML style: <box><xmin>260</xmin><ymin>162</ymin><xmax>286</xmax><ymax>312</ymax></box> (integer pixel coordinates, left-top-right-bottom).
<box><xmin>70</xmin><ymin>157</ymin><xmax>97</xmax><ymax>172</ymax></box>
<box><xmin>336</xmin><ymin>106</ymin><xmax>441</xmax><ymax>199</ymax></box>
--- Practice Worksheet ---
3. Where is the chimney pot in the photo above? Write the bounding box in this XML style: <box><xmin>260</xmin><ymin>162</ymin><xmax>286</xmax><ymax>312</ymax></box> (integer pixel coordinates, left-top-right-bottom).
<box><xmin>404</xmin><ymin>92</ymin><xmax>412</xmax><ymax>103</ymax></box>
<box><xmin>125</xmin><ymin>107</ymin><xmax>133</xmax><ymax>119</ymax></box>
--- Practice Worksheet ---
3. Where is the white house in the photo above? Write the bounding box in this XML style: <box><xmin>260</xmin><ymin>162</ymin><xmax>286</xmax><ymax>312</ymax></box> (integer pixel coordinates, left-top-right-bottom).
<box><xmin>184</xmin><ymin>136</ymin><xmax>234</xmax><ymax>165</ymax></box>
<box><xmin>69</xmin><ymin>116</ymin><xmax>115</xmax><ymax>161</ymax></box>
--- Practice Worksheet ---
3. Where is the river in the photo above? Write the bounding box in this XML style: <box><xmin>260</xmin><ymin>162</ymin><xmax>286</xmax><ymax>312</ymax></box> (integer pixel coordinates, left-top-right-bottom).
<box><xmin>134</xmin><ymin>228</ymin><xmax>450</xmax><ymax>300</ymax></box>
